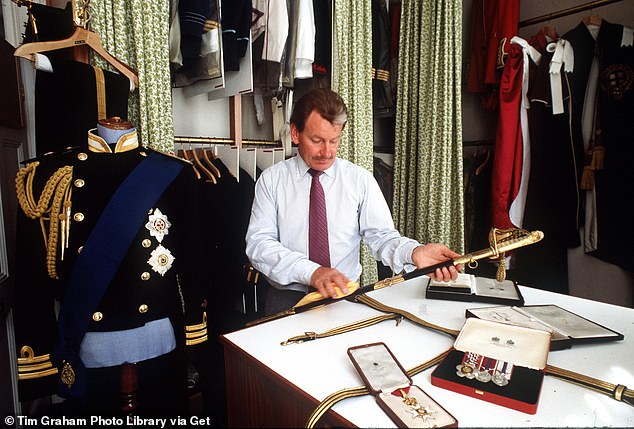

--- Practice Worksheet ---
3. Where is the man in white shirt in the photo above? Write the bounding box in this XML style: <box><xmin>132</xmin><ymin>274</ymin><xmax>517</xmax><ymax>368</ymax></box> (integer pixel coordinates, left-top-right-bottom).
<box><xmin>246</xmin><ymin>88</ymin><xmax>461</xmax><ymax>315</ymax></box>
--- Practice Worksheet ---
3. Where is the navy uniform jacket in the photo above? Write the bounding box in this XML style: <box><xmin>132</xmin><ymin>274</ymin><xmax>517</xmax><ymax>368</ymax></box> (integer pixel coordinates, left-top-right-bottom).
<box><xmin>14</xmin><ymin>136</ymin><xmax>210</xmax><ymax>407</ymax></box>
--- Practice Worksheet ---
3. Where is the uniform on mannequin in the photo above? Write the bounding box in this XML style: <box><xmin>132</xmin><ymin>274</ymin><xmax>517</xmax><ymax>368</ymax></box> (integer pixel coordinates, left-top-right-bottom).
<box><xmin>13</xmin><ymin>113</ymin><xmax>210</xmax><ymax>417</ymax></box>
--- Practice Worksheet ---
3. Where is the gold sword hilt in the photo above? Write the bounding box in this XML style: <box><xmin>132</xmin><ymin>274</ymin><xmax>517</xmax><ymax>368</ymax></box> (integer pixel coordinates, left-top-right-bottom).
<box><xmin>454</xmin><ymin>228</ymin><xmax>544</xmax><ymax>280</ymax></box>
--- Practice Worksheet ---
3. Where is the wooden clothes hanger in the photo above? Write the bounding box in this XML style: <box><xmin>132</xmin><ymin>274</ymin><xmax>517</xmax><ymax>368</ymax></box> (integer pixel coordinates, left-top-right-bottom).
<box><xmin>583</xmin><ymin>4</ymin><xmax>602</xmax><ymax>27</ymax></box>
<box><xmin>540</xmin><ymin>25</ymin><xmax>559</xmax><ymax>40</ymax></box>
<box><xmin>14</xmin><ymin>26</ymin><xmax>139</xmax><ymax>89</ymax></box>
<box><xmin>179</xmin><ymin>147</ymin><xmax>202</xmax><ymax>180</ymax></box>
<box><xmin>583</xmin><ymin>13</ymin><xmax>603</xmax><ymax>26</ymax></box>
<box><xmin>192</xmin><ymin>148</ymin><xmax>217</xmax><ymax>184</ymax></box>
<box><xmin>201</xmin><ymin>148</ymin><xmax>221</xmax><ymax>179</ymax></box>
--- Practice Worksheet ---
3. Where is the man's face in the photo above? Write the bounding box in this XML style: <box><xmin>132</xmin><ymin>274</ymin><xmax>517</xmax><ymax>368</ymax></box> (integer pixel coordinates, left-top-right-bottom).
<box><xmin>292</xmin><ymin>111</ymin><xmax>343</xmax><ymax>172</ymax></box>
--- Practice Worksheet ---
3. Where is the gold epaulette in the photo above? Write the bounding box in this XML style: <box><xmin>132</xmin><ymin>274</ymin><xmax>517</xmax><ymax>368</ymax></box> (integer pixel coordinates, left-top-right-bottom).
<box><xmin>185</xmin><ymin>312</ymin><xmax>208</xmax><ymax>346</ymax></box>
<box><xmin>17</xmin><ymin>346</ymin><xmax>58</xmax><ymax>380</ymax></box>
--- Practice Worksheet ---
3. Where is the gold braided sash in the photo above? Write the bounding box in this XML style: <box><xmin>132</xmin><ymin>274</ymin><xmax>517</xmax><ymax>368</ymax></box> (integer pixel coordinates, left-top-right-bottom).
<box><xmin>15</xmin><ymin>162</ymin><xmax>73</xmax><ymax>278</ymax></box>
<box><xmin>355</xmin><ymin>294</ymin><xmax>460</xmax><ymax>338</ymax></box>
<box><xmin>281</xmin><ymin>313</ymin><xmax>402</xmax><ymax>346</ymax></box>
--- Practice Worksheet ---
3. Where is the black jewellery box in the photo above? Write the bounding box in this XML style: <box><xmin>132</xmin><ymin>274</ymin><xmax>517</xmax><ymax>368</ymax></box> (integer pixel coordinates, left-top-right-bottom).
<box><xmin>425</xmin><ymin>273</ymin><xmax>524</xmax><ymax>305</ymax></box>
<box><xmin>465</xmin><ymin>304</ymin><xmax>624</xmax><ymax>351</ymax></box>
<box><xmin>347</xmin><ymin>342</ymin><xmax>458</xmax><ymax>428</ymax></box>
<box><xmin>431</xmin><ymin>318</ymin><xmax>552</xmax><ymax>414</ymax></box>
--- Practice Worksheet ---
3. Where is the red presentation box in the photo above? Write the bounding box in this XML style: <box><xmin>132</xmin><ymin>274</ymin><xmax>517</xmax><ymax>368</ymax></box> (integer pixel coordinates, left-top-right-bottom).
<box><xmin>348</xmin><ymin>342</ymin><xmax>458</xmax><ymax>428</ymax></box>
<box><xmin>431</xmin><ymin>318</ymin><xmax>552</xmax><ymax>414</ymax></box>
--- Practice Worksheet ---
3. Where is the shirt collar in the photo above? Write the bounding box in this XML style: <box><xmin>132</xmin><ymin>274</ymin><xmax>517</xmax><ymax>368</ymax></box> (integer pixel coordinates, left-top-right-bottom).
<box><xmin>295</xmin><ymin>154</ymin><xmax>337</xmax><ymax>178</ymax></box>
<box><xmin>87</xmin><ymin>128</ymin><xmax>139</xmax><ymax>153</ymax></box>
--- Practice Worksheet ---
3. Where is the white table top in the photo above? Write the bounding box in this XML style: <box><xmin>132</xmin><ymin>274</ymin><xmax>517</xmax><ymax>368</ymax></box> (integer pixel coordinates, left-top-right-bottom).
<box><xmin>222</xmin><ymin>277</ymin><xmax>634</xmax><ymax>428</ymax></box>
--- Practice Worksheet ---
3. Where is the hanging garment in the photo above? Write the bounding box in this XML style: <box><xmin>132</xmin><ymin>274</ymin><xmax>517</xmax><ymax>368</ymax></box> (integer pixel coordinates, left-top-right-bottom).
<box><xmin>294</xmin><ymin>0</ymin><xmax>316</xmax><ymax>80</ymax></box>
<box><xmin>489</xmin><ymin>35</ymin><xmax>541</xmax><ymax>231</ymax></box>
<box><xmin>513</xmin><ymin>30</ymin><xmax>579</xmax><ymax>295</ymax></box>
<box><xmin>14</xmin><ymin>139</ymin><xmax>210</xmax><ymax>415</ymax></box>
<box><xmin>221</xmin><ymin>0</ymin><xmax>252</xmax><ymax>71</ymax></box>
<box><xmin>372</xmin><ymin>0</ymin><xmax>393</xmax><ymax>110</ymax></box>
<box><xmin>524</xmin><ymin>31</ymin><xmax>581</xmax><ymax>249</ymax></box>
<box><xmin>560</xmin><ymin>20</ymin><xmax>634</xmax><ymax>271</ymax></box>
<box><xmin>588</xmin><ymin>21</ymin><xmax>634</xmax><ymax>271</ymax></box>
<box><xmin>252</xmin><ymin>0</ymin><xmax>289</xmax><ymax>91</ymax></box>
<box><xmin>172</xmin><ymin>0</ymin><xmax>223</xmax><ymax>87</ymax></box>
<box><xmin>34</xmin><ymin>57</ymin><xmax>130</xmax><ymax>156</ymax></box>
<box><xmin>312</xmin><ymin>0</ymin><xmax>332</xmax><ymax>76</ymax></box>
<box><xmin>178</xmin><ymin>0</ymin><xmax>209</xmax><ymax>67</ymax></box>
<box><xmin>466</xmin><ymin>0</ymin><xmax>520</xmax><ymax>110</ymax></box>
<box><xmin>282</xmin><ymin>0</ymin><xmax>315</xmax><ymax>88</ymax></box>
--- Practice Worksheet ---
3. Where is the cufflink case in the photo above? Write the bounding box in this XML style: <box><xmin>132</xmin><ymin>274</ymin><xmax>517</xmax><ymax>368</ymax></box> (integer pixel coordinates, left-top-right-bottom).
<box><xmin>425</xmin><ymin>274</ymin><xmax>525</xmax><ymax>306</ymax></box>
<box><xmin>465</xmin><ymin>304</ymin><xmax>624</xmax><ymax>351</ymax></box>
<box><xmin>348</xmin><ymin>342</ymin><xmax>458</xmax><ymax>428</ymax></box>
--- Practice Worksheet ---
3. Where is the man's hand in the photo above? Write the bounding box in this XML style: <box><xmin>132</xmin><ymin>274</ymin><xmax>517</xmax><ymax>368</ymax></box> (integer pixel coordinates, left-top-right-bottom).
<box><xmin>412</xmin><ymin>243</ymin><xmax>462</xmax><ymax>282</ymax></box>
<box><xmin>310</xmin><ymin>267</ymin><xmax>351</xmax><ymax>299</ymax></box>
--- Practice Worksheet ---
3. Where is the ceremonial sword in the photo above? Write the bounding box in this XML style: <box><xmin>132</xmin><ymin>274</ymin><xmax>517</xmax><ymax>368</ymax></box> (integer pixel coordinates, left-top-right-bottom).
<box><xmin>245</xmin><ymin>228</ymin><xmax>544</xmax><ymax>327</ymax></box>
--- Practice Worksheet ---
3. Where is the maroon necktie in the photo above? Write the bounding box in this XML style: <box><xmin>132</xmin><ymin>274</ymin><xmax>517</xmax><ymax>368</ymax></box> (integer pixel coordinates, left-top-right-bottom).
<box><xmin>308</xmin><ymin>169</ymin><xmax>330</xmax><ymax>267</ymax></box>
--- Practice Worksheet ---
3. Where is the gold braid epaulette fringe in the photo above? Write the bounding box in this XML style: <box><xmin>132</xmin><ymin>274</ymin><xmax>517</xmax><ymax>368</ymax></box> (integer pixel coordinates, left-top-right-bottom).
<box><xmin>305</xmin><ymin>349</ymin><xmax>452</xmax><ymax>428</ymax></box>
<box><xmin>15</xmin><ymin>162</ymin><xmax>73</xmax><ymax>279</ymax></box>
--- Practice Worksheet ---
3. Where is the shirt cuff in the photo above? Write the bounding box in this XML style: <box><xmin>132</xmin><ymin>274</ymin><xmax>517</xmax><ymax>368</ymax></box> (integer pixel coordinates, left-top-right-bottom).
<box><xmin>396</xmin><ymin>241</ymin><xmax>420</xmax><ymax>274</ymax></box>
<box><xmin>296</xmin><ymin>259</ymin><xmax>322</xmax><ymax>286</ymax></box>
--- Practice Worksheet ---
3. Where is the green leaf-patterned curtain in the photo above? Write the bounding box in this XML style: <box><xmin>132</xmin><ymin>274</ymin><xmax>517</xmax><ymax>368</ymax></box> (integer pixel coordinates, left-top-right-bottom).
<box><xmin>332</xmin><ymin>0</ymin><xmax>378</xmax><ymax>284</ymax></box>
<box><xmin>89</xmin><ymin>0</ymin><xmax>174</xmax><ymax>152</ymax></box>
<box><xmin>393</xmin><ymin>0</ymin><xmax>465</xmax><ymax>253</ymax></box>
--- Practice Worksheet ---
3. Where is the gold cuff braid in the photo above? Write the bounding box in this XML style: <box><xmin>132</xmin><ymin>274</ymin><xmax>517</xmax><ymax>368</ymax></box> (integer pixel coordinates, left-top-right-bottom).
<box><xmin>17</xmin><ymin>346</ymin><xmax>58</xmax><ymax>380</ymax></box>
<box><xmin>185</xmin><ymin>312</ymin><xmax>208</xmax><ymax>345</ymax></box>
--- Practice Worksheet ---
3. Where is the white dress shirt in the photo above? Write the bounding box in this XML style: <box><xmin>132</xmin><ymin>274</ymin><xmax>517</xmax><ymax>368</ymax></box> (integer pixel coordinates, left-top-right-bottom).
<box><xmin>246</xmin><ymin>155</ymin><xmax>420</xmax><ymax>292</ymax></box>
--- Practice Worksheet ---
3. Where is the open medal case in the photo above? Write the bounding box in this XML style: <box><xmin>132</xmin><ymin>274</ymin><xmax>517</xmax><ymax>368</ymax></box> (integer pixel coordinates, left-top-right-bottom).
<box><xmin>431</xmin><ymin>318</ymin><xmax>551</xmax><ymax>414</ymax></box>
<box><xmin>348</xmin><ymin>342</ymin><xmax>458</xmax><ymax>428</ymax></box>
<box><xmin>425</xmin><ymin>273</ymin><xmax>524</xmax><ymax>305</ymax></box>
<box><xmin>465</xmin><ymin>304</ymin><xmax>624</xmax><ymax>351</ymax></box>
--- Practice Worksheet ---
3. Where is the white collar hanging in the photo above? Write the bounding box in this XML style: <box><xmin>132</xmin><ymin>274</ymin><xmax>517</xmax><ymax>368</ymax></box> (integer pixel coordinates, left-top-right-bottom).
<box><xmin>547</xmin><ymin>39</ymin><xmax>574</xmax><ymax>115</ymax></box>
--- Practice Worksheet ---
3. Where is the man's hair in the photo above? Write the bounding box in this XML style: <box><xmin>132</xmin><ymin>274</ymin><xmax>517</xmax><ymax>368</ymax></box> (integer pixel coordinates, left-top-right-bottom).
<box><xmin>290</xmin><ymin>88</ymin><xmax>348</xmax><ymax>133</ymax></box>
